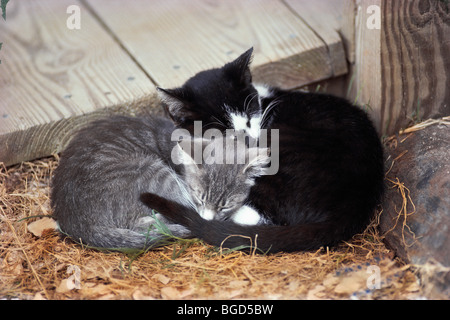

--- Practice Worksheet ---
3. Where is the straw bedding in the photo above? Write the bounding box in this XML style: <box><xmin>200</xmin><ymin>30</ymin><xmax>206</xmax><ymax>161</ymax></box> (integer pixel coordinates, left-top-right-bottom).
<box><xmin>0</xmin><ymin>154</ymin><xmax>425</xmax><ymax>300</ymax></box>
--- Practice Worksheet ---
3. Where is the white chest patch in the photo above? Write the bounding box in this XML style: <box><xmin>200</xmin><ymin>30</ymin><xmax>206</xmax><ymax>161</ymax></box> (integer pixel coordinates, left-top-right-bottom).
<box><xmin>199</xmin><ymin>208</ymin><xmax>215</xmax><ymax>221</ymax></box>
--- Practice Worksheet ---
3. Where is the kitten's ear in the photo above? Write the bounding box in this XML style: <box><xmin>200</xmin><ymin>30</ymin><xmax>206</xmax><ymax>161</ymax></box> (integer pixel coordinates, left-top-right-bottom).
<box><xmin>242</xmin><ymin>147</ymin><xmax>271</xmax><ymax>179</ymax></box>
<box><xmin>175</xmin><ymin>139</ymin><xmax>196</xmax><ymax>165</ymax></box>
<box><xmin>157</xmin><ymin>87</ymin><xmax>193</xmax><ymax>121</ymax></box>
<box><xmin>157</xmin><ymin>87</ymin><xmax>184</xmax><ymax>104</ymax></box>
<box><xmin>173</xmin><ymin>139</ymin><xmax>202</xmax><ymax>174</ymax></box>
<box><xmin>225</xmin><ymin>47</ymin><xmax>254</xmax><ymax>86</ymax></box>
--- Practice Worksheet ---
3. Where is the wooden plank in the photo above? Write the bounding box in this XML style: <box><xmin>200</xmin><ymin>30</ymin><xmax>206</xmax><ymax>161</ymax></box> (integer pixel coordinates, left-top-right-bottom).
<box><xmin>0</xmin><ymin>0</ymin><xmax>156</xmax><ymax>166</ymax></box>
<box><xmin>352</xmin><ymin>0</ymin><xmax>383</xmax><ymax>133</ymax></box>
<box><xmin>351</xmin><ymin>0</ymin><xmax>450</xmax><ymax>136</ymax></box>
<box><xmin>84</xmin><ymin>0</ymin><xmax>348</xmax><ymax>89</ymax></box>
<box><xmin>379</xmin><ymin>0</ymin><xmax>450</xmax><ymax>136</ymax></box>
<box><xmin>284</xmin><ymin>0</ymin><xmax>350</xmax><ymax>70</ymax></box>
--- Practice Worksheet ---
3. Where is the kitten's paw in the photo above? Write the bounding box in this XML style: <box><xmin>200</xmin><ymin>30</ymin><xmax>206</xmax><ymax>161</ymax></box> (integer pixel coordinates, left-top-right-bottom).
<box><xmin>232</xmin><ymin>205</ymin><xmax>263</xmax><ymax>226</ymax></box>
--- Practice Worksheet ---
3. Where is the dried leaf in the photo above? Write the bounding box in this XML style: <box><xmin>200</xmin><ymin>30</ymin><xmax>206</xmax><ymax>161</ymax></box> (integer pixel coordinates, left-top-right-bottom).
<box><xmin>56</xmin><ymin>279</ymin><xmax>75</xmax><ymax>294</ymax></box>
<box><xmin>405</xmin><ymin>282</ymin><xmax>420</xmax><ymax>293</ymax></box>
<box><xmin>152</xmin><ymin>274</ymin><xmax>170</xmax><ymax>285</ymax></box>
<box><xmin>334</xmin><ymin>271</ymin><xmax>367</xmax><ymax>294</ymax></box>
<box><xmin>80</xmin><ymin>284</ymin><xmax>111</xmax><ymax>298</ymax></box>
<box><xmin>161</xmin><ymin>287</ymin><xmax>181</xmax><ymax>300</ymax></box>
<box><xmin>160</xmin><ymin>286</ymin><xmax>193</xmax><ymax>299</ymax></box>
<box><xmin>12</xmin><ymin>263</ymin><xmax>23</xmax><ymax>275</ymax></box>
<box><xmin>97</xmin><ymin>294</ymin><xmax>115</xmax><ymax>300</ymax></box>
<box><xmin>322</xmin><ymin>274</ymin><xmax>339</xmax><ymax>288</ymax></box>
<box><xmin>227</xmin><ymin>289</ymin><xmax>244</xmax><ymax>299</ymax></box>
<box><xmin>179</xmin><ymin>287</ymin><xmax>194</xmax><ymax>299</ymax></box>
<box><xmin>33</xmin><ymin>292</ymin><xmax>47</xmax><ymax>300</ymax></box>
<box><xmin>229</xmin><ymin>280</ymin><xmax>249</xmax><ymax>289</ymax></box>
<box><xmin>27</xmin><ymin>218</ymin><xmax>57</xmax><ymax>237</ymax></box>
<box><xmin>307</xmin><ymin>285</ymin><xmax>326</xmax><ymax>300</ymax></box>
<box><xmin>132</xmin><ymin>290</ymin><xmax>155</xmax><ymax>300</ymax></box>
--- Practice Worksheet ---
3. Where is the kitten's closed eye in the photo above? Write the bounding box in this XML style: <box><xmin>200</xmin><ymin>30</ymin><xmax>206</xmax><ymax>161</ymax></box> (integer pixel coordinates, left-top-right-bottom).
<box><xmin>218</xmin><ymin>196</ymin><xmax>246</xmax><ymax>214</ymax></box>
<box><xmin>218</xmin><ymin>205</ymin><xmax>235</xmax><ymax>213</ymax></box>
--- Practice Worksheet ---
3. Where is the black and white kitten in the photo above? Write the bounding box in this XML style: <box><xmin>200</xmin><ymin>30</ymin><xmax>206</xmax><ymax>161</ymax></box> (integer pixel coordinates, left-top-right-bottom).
<box><xmin>141</xmin><ymin>48</ymin><xmax>385</xmax><ymax>253</ymax></box>
<box><xmin>157</xmin><ymin>48</ymin><xmax>263</xmax><ymax>140</ymax></box>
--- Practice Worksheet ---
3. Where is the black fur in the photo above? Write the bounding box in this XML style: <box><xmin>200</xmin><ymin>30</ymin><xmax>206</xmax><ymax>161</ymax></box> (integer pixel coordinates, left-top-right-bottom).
<box><xmin>141</xmin><ymin>193</ymin><xmax>348</xmax><ymax>252</ymax></box>
<box><xmin>158</xmin><ymin>48</ymin><xmax>260</xmax><ymax>133</ymax></box>
<box><xmin>143</xmin><ymin>48</ymin><xmax>385</xmax><ymax>253</ymax></box>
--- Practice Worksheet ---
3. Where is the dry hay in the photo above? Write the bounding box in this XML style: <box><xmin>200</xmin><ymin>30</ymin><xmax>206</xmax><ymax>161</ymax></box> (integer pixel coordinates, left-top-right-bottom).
<box><xmin>1</xmin><ymin>156</ymin><xmax>425</xmax><ymax>300</ymax></box>
<box><xmin>398</xmin><ymin>116</ymin><xmax>450</xmax><ymax>135</ymax></box>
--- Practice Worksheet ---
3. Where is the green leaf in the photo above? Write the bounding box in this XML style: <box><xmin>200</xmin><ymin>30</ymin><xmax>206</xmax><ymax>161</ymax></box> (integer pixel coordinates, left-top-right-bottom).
<box><xmin>1</xmin><ymin>0</ymin><xmax>10</xmax><ymax>20</ymax></box>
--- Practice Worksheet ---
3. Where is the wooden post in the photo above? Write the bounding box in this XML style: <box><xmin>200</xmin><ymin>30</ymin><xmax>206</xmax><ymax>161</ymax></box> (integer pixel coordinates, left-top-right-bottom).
<box><xmin>351</xmin><ymin>0</ymin><xmax>450</xmax><ymax>136</ymax></box>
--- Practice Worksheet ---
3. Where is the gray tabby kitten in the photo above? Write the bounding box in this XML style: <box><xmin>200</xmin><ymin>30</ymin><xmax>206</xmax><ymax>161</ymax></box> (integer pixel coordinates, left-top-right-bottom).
<box><xmin>51</xmin><ymin>115</ymin><xmax>268</xmax><ymax>250</ymax></box>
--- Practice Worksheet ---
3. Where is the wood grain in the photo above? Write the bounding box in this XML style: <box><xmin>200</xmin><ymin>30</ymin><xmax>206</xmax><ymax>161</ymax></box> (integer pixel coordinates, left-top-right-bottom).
<box><xmin>1</xmin><ymin>0</ymin><xmax>350</xmax><ymax>166</ymax></box>
<box><xmin>352</xmin><ymin>0</ymin><xmax>383</xmax><ymax>132</ymax></box>
<box><xmin>283</xmin><ymin>0</ymin><xmax>349</xmax><ymax>72</ymax></box>
<box><xmin>85</xmin><ymin>0</ymin><xmax>348</xmax><ymax>89</ymax></box>
<box><xmin>0</xmin><ymin>0</ymin><xmax>156</xmax><ymax>166</ymax></box>
<box><xmin>352</xmin><ymin>0</ymin><xmax>450</xmax><ymax>136</ymax></box>
<box><xmin>380</xmin><ymin>0</ymin><xmax>450</xmax><ymax>135</ymax></box>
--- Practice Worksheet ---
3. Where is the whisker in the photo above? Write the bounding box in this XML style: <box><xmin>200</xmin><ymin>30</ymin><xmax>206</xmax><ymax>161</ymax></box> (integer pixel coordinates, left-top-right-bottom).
<box><xmin>261</xmin><ymin>101</ymin><xmax>281</xmax><ymax>128</ymax></box>
<box><xmin>260</xmin><ymin>99</ymin><xmax>281</xmax><ymax>128</ymax></box>
<box><xmin>244</xmin><ymin>92</ymin><xmax>258</xmax><ymax>112</ymax></box>
<box><xmin>211</xmin><ymin>115</ymin><xmax>226</xmax><ymax>127</ymax></box>
<box><xmin>168</xmin><ymin>169</ymin><xmax>197</xmax><ymax>210</ymax></box>
<box><xmin>202</xmin><ymin>121</ymin><xmax>227</xmax><ymax>131</ymax></box>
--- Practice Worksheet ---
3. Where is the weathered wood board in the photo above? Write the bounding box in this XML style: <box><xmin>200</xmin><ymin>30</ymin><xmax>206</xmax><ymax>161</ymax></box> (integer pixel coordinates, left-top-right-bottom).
<box><xmin>0</xmin><ymin>0</ymin><xmax>156</xmax><ymax>166</ymax></box>
<box><xmin>284</xmin><ymin>0</ymin><xmax>353</xmax><ymax>67</ymax></box>
<box><xmin>379</xmin><ymin>0</ymin><xmax>450</xmax><ymax>136</ymax></box>
<box><xmin>351</xmin><ymin>0</ymin><xmax>450</xmax><ymax>136</ymax></box>
<box><xmin>1</xmin><ymin>0</ymin><xmax>348</xmax><ymax>166</ymax></box>
<box><xmin>85</xmin><ymin>0</ymin><xmax>347</xmax><ymax>89</ymax></box>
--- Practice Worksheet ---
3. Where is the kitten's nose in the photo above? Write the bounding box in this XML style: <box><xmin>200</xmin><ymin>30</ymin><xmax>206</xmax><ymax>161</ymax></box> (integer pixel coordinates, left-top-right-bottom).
<box><xmin>199</xmin><ymin>208</ymin><xmax>215</xmax><ymax>221</ymax></box>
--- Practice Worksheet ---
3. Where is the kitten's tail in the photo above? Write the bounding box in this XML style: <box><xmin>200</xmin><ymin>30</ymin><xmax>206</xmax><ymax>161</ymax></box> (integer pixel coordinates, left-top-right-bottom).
<box><xmin>140</xmin><ymin>193</ymin><xmax>355</xmax><ymax>253</ymax></box>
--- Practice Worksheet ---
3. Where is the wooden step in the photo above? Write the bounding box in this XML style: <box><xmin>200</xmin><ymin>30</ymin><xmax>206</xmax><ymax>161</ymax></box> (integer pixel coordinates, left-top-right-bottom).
<box><xmin>86</xmin><ymin>0</ymin><xmax>348</xmax><ymax>89</ymax></box>
<box><xmin>0</xmin><ymin>0</ymin><xmax>156</xmax><ymax>166</ymax></box>
<box><xmin>0</xmin><ymin>0</ymin><xmax>348</xmax><ymax>166</ymax></box>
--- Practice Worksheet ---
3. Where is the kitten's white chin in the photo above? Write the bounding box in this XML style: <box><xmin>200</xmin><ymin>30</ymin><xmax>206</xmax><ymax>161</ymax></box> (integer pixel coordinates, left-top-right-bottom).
<box><xmin>199</xmin><ymin>208</ymin><xmax>215</xmax><ymax>221</ymax></box>
<box><xmin>229</xmin><ymin>112</ymin><xmax>261</xmax><ymax>140</ymax></box>
<box><xmin>247</xmin><ymin>117</ymin><xmax>261</xmax><ymax>139</ymax></box>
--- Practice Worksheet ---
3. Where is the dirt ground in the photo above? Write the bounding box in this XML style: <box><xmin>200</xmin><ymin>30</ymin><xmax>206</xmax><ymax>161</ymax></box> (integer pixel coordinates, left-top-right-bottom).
<box><xmin>0</xmin><ymin>156</ymin><xmax>427</xmax><ymax>300</ymax></box>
